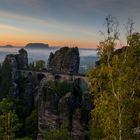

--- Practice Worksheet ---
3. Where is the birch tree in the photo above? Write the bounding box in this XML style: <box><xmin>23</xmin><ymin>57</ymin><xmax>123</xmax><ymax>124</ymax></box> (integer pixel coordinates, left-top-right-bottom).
<box><xmin>88</xmin><ymin>17</ymin><xmax>140</xmax><ymax>140</ymax></box>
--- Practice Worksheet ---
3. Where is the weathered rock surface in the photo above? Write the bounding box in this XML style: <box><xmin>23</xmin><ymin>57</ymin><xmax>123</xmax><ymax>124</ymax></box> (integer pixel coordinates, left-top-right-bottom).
<box><xmin>3</xmin><ymin>54</ymin><xmax>18</xmax><ymax>82</ymax></box>
<box><xmin>0</xmin><ymin>49</ymin><xmax>32</xmax><ymax>109</ymax></box>
<box><xmin>16</xmin><ymin>48</ymin><xmax>28</xmax><ymax>69</ymax></box>
<box><xmin>1</xmin><ymin>47</ymin><xmax>91</xmax><ymax>140</ymax></box>
<box><xmin>37</xmin><ymin>78</ymin><xmax>60</xmax><ymax>140</ymax></box>
<box><xmin>47</xmin><ymin>47</ymin><xmax>80</xmax><ymax>74</ymax></box>
<box><xmin>2</xmin><ymin>48</ymin><xmax>28</xmax><ymax>83</ymax></box>
<box><xmin>3</xmin><ymin>48</ymin><xmax>28</xmax><ymax>71</ymax></box>
<box><xmin>37</xmin><ymin>76</ymin><xmax>92</xmax><ymax>140</ymax></box>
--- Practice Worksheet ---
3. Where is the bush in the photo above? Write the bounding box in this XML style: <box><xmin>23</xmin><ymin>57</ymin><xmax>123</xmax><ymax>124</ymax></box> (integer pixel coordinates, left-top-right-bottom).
<box><xmin>48</xmin><ymin>80</ymin><xmax>71</xmax><ymax>97</ymax></box>
<box><xmin>15</xmin><ymin>137</ymin><xmax>32</xmax><ymax>140</ymax></box>
<box><xmin>44</xmin><ymin>125</ymin><xmax>71</xmax><ymax>140</ymax></box>
<box><xmin>25</xmin><ymin>110</ymin><xmax>38</xmax><ymax>139</ymax></box>
<box><xmin>35</xmin><ymin>60</ymin><xmax>45</xmax><ymax>70</ymax></box>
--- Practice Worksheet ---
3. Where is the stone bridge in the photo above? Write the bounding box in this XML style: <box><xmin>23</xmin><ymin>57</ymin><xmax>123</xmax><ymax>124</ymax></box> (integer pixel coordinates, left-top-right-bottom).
<box><xmin>18</xmin><ymin>69</ymin><xmax>87</xmax><ymax>82</ymax></box>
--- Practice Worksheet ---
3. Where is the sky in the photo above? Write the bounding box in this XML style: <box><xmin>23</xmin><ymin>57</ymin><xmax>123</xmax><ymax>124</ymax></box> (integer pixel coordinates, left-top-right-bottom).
<box><xmin>0</xmin><ymin>0</ymin><xmax>140</xmax><ymax>48</ymax></box>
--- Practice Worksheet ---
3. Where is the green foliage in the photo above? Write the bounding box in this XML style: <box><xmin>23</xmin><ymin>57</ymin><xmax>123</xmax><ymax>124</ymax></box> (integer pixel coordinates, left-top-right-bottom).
<box><xmin>25</xmin><ymin>110</ymin><xmax>38</xmax><ymax>139</ymax></box>
<box><xmin>97</xmin><ymin>38</ymin><xmax>115</xmax><ymax>65</ymax></box>
<box><xmin>88</xmin><ymin>19</ymin><xmax>140</xmax><ymax>140</ymax></box>
<box><xmin>15</xmin><ymin>137</ymin><xmax>32</xmax><ymax>140</ymax></box>
<box><xmin>28</xmin><ymin>62</ymin><xmax>35</xmax><ymax>70</ymax></box>
<box><xmin>35</xmin><ymin>60</ymin><xmax>45</xmax><ymax>70</ymax></box>
<box><xmin>48</xmin><ymin>80</ymin><xmax>71</xmax><ymax>97</ymax></box>
<box><xmin>44</xmin><ymin>125</ymin><xmax>71</xmax><ymax>140</ymax></box>
<box><xmin>0</xmin><ymin>98</ymin><xmax>22</xmax><ymax>140</ymax></box>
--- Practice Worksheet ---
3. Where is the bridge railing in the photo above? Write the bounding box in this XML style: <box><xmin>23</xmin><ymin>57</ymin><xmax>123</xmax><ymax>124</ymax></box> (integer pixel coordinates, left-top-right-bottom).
<box><xmin>18</xmin><ymin>68</ymin><xmax>86</xmax><ymax>77</ymax></box>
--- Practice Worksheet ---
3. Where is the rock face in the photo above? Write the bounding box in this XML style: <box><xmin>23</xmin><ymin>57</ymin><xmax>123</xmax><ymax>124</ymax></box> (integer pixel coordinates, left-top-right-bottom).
<box><xmin>47</xmin><ymin>47</ymin><xmax>80</xmax><ymax>74</ymax></box>
<box><xmin>1</xmin><ymin>48</ymin><xmax>30</xmax><ymax>100</ymax></box>
<box><xmin>2</xmin><ymin>48</ymin><xmax>28</xmax><ymax>88</ymax></box>
<box><xmin>3</xmin><ymin>54</ymin><xmax>18</xmax><ymax>82</ymax></box>
<box><xmin>3</xmin><ymin>48</ymin><xmax>28</xmax><ymax>70</ymax></box>
<box><xmin>16</xmin><ymin>48</ymin><xmax>28</xmax><ymax>69</ymax></box>
<box><xmin>37</xmin><ymin>78</ymin><xmax>60</xmax><ymax>140</ymax></box>
<box><xmin>37</xmin><ymin>76</ymin><xmax>92</xmax><ymax>140</ymax></box>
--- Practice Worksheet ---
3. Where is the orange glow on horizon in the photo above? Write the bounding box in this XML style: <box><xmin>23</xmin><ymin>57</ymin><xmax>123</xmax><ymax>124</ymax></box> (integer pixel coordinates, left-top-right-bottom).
<box><xmin>0</xmin><ymin>41</ymin><xmax>97</xmax><ymax>48</ymax></box>
<box><xmin>0</xmin><ymin>34</ymin><xmax>97</xmax><ymax>48</ymax></box>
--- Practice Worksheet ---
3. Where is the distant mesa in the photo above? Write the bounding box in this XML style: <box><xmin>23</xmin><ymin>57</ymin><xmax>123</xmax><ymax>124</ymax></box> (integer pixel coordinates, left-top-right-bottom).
<box><xmin>25</xmin><ymin>43</ymin><xmax>49</xmax><ymax>49</ymax></box>
<box><xmin>1</xmin><ymin>44</ymin><xmax>15</xmax><ymax>48</ymax></box>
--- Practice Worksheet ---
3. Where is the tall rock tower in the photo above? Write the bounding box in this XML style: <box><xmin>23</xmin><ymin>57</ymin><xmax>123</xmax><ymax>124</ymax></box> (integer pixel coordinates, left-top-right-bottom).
<box><xmin>47</xmin><ymin>47</ymin><xmax>80</xmax><ymax>74</ymax></box>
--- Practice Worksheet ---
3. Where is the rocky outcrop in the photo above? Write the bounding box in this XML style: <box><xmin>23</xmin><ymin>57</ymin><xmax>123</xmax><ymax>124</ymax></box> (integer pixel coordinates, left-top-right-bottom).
<box><xmin>37</xmin><ymin>78</ymin><xmax>60</xmax><ymax>140</ymax></box>
<box><xmin>58</xmin><ymin>92</ymin><xmax>72</xmax><ymax>127</ymax></box>
<box><xmin>3</xmin><ymin>48</ymin><xmax>28</xmax><ymax>71</ymax></box>
<box><xmin>47</xmin><ymin>47</ymin><xmax>80</xmax><ymax>74</ymax></box>
<box><xmin>3</xmin><ymin>48</ymin><xmax>27</xmax><ymax>70</ymax></box>
<box><xmin>1</xmin><ymin>48</ymin><xmax>30</xmax><ymax>100</ymax></box>
<box><xmin>3</xmin><ymin>54</ymin><xmax>19</xmax><ymax>82</ymax></box>
<box><xmin>37</xmin><ymin>76</ymin><xmax>92</xmax><ymax>140</ymax></box>
<box><xmin>16</xmin><ymin>48</ymin><xmax>28</xmax><ymax>69</ymax></box>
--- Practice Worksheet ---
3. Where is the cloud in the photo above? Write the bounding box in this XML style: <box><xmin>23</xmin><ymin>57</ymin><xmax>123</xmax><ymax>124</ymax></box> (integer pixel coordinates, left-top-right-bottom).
<box><xmin>0</xmin><ymin>0</ymin><xmax>140</xmax><ymax>47</ymax></box>
<box><xmin>0</xmin><ymin>10</ymin><xmax>96</xmax><ymax>37</ymax></box>
<box><xmin>0</xmin><ymin>23</ymin><xmax>24</xmax><ymax>32</ymax></box>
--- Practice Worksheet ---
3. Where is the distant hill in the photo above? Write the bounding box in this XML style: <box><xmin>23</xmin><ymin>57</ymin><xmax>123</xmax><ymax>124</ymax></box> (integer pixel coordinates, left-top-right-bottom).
<box><xmin>0</xmin><ymin>45</ymin><xmax>15</xmax><ymax>48</ymax></box>
<box><xmin>25</xmin><ymin>43</ymin><xmax>49</xmax><ymax>49</ymax></box>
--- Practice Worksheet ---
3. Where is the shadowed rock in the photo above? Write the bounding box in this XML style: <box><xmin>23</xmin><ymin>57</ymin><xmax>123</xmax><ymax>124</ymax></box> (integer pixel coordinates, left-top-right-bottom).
<box><xmin>37</xmin><ymin>76</ymin><xmax>92</xmax><ymax>140</ymax></box>
<box><xmin>47</xmin><ymin>47</ymin><xmax>80</xmax><ymax>74</ymax></box>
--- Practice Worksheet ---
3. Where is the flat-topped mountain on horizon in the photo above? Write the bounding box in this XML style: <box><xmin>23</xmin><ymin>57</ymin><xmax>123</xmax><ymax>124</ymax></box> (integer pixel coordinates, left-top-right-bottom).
<box><xmin>0</xmin><ymin>44</ymin><xmax>16</xmax><ymax>48</ymax></box>
<box><xmin>25</xmin><ymin>43</ymin><xmax>49</xmax><ymax>49</ymax></box>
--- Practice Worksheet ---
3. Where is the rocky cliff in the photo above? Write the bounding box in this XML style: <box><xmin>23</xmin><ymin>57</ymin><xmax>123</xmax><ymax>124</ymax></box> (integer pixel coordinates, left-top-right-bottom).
<box><xmin>37</xmin><ymin>76</ymin><xmax>92</xmax><ymax>140</ymax></box>
<box><xmin>2</xmin><ymin>48</ymin><xmax>28</xmax><ymax>84</ymax></box>
<box><xmin>47</xmin><ymin>47</ymin><xmax>80</xmax><ymax>74</ymax></box>
<box><xmin>16</xmin><ymin>48</ymin><xmax>28</xmax><ymax>69</ymax></box>
<box><xmin>0</xmin><ymin>47</ymin><xmax>91</xmax><ymax>140</ymax></box>
<box><xmin>0</xmin><ymin>49</ymin><xmax>32</xmax><ymax>107</ymax></box>
<box><xmin>3</xmin><ymin>48</ymin><xmax>28</xmax><ymax>70</ymax></box>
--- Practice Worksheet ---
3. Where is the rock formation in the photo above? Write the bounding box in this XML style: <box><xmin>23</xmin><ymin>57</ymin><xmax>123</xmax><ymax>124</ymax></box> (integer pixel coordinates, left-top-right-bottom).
<box><xmin>16</xmin><ymin>48</ymin><xmax>28</xmax><ymax>69</ymax></box>
<box><xmin>3</xmin><ymin>54</ymin><xmax>18</xmax><ymax>82</ymax></box>
<box><xmin>1</xmin><ymin>48</ymin><xmax>28</xmax><ymax>85</ymax></box>
<box><xmin>37</xmin><ymin>76</ymin><xmax>92</xmax><ymax>140</ymax></box>
<box><xmin>3</xmin><ymin>48</ymin><xmax>28</xmax><ymax>70</ymax></box>
<box><xmin>47</xmin><ymin>47</ymin><xmax>80</xmax><ymax>74</ymax></box>
<box><xmin>0</xmin><ymin>47</ymin><xmax>91</xmax><ymax>140</ymax></box>
<box><xmin>1</xmin><ymin>48</ymin><xmax>31</xmax><ymax>103</ymax></box>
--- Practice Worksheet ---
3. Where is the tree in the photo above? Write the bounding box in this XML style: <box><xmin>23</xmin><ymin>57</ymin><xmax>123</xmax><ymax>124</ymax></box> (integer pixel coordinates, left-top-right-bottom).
<box><xmin>35</xmin><ymin>60</ymin><xmax>45</xmax><ymax>70</ymax></box>
<box><xmin>15</xmin><ymin>137</ymin><xmax>32</xmax><ymax>140</ymax></box>
<box><xmin>25</xmin><ymin>110</ymin><xmax>38</xmax><ymax>139</ymax></box>
<box><xmin>0</xmin><ymin>98</ymin><xmax>21</xmax><ymax>140</ymax></box>
<box><xmin>43</xmin><ymin>125</ymin><xmax>72</xmax><ymax>140</ymax></box>
<box><xmin>88</xmin><ymin>17</ymin><xmax>140</xmax><ymax>140</ymax></box>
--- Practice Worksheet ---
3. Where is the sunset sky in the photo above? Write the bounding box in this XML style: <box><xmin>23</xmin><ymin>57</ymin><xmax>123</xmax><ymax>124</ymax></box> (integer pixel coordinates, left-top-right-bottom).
<box><xmin>0</xmin><ymin>0</ymin><xmax>140</xmax><ymax>48</ymax></box>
